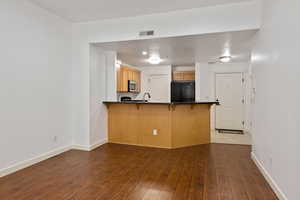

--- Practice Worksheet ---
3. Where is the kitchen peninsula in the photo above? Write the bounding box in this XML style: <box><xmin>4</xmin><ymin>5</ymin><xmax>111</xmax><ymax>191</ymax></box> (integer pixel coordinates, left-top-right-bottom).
<box><xmin>103</xmin><ymin>101</ymin><xmax>219</xmax><ymax>149</ymax></box>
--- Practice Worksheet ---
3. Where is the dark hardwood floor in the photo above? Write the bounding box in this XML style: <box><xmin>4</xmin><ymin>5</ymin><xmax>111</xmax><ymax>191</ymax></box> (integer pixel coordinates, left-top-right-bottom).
<box><xmin>0</xmin><ymin>143</ymin><xmax>277</xmax><ymax>200</ymax></box>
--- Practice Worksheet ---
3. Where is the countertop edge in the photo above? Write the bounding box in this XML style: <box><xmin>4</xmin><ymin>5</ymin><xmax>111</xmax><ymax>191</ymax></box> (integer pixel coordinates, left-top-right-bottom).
<box><xmin>102</xmin><ymin>101</ymin><xmax>220</xmax><ymax>105</ymax></box>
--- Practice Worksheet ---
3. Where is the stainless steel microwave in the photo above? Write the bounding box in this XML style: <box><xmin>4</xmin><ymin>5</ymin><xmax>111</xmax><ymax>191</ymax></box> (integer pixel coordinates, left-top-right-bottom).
<box><xmin>128</xmin><ymin>80</ymin><xmax>138</xmax><ymax>92</ymax></box>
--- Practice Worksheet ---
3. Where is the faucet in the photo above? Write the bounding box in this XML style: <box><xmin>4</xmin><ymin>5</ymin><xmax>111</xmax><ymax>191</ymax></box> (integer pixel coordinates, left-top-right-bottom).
<box><xmin>143</xmin><ymin>92</ymin><xmax>151</xmax><ymax>101</ymax></box>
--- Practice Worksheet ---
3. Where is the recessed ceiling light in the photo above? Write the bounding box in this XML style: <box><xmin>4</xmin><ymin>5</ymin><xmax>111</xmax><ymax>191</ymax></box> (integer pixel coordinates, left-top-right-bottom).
<box><xmin>142</xmin><ymin>51</ymin><xmax>148</xmax><ymax>55</ymax></box>
<box><xmin>147</xmin><ymin>55</ymin><xmax>162</xmax><ymax>65</ymax></box>
<box><xmin>219</xmin><ymin>56</ymin><xmax>232</xmax><ymax>63</ymax></box>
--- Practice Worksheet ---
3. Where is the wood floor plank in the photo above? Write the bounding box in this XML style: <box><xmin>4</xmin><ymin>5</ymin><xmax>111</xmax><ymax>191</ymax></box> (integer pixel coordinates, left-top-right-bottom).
<box><xmin>187</xmin><ymin>146</ymin><xmax>205</xmax><ymax>200</ymax></box>
<box><xmin>0</xmin><ymin>143</ymin><xmax>278</xmax><ymax>200</ymax></box>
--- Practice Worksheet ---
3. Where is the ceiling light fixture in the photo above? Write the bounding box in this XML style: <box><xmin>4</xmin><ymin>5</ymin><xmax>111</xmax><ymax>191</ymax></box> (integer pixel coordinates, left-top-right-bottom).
<box><xmin>142</xmin><ymin>51</ymin><xmax>148</xmax><ymax>55</ymax></box>
<box><xmin>147</xmin><ymin>55</ymin><xmax>162</xmax><ymax>65</ymax></box>
<box><xmin>219</xmin><ymin>56</ymin><xmax>232</xmax><ymax>63</ymax></box>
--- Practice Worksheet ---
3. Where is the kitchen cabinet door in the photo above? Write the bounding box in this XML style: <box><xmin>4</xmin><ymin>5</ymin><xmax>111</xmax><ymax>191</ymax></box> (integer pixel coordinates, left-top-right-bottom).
<box><xmin>117</xmin><ymin>67</ymin><xmax>122</xmax><ymax>92</ymax></box>
<box><xmin>133</xmin><ymin>71</ymin><xmax>141</xmax><ymax>92</ymax></box>
<box><xmin>183</xmin><ymin>72</ymin><xmax>195</xmax><ymax>81</ymax></box>
<box><xmin>117</xmin><ymin>66</ymin><xmax>141</xmax><ymax>92</ymax></box>
<box><xmin>121</xmin><ymin>68</ymin><xmax>129</xmax><ymax>92</ymax></box>
<box><xmin>173</xmin><ymin>72</ymin><xmax>184</xmax><ymax>80</ymax></box>
<box><xmin>173</xmin><ymin>71</ymin><xmax>195</xmax><ymax>81</ymax></box>
<box><xmin>136</xmin><ymin>71</ymin><xmax>141</xmax><ymax>92</ymax></box>
<box><xmin>128</xmin><ymin>70</ymin><xmax>134</xmax><ymax>81</ymax></box>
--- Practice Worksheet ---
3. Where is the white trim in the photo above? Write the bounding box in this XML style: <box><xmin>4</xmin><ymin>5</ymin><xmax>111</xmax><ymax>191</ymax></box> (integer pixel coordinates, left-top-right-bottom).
<box><xmin>251</xmin><ymin>152</ymin><xmax>288</xmax><ymax>200</ymax></box>
<box><xmin>0</xmin><ymin>145</ymin><xmax>71</xmax><ymax>178</ymax></box>
<box><xmin>89</xmin><ymin>139</ymin><xmax>108</xmax><ymax>151</ymax></box>
<box><xmin>72</xmin><ymin>139</ymin><xmax>107</xmax><ymax>151</ymax></box>
<box><xmin>71</xmin><ymin>144</ymin><xmax>90</xmax><ymax>151</ymax></box>
<box><xmin>0</xmin><ymin>139</ymin><xmax>108</xmax><ymax>178</ymax></box>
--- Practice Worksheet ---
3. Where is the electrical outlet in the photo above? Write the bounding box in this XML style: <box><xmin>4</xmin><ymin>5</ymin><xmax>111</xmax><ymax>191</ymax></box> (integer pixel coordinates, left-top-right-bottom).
<box><xmin>152</xmin><ymin>129</ymin><xmax>158</xmax><ymax>136</ymax></box>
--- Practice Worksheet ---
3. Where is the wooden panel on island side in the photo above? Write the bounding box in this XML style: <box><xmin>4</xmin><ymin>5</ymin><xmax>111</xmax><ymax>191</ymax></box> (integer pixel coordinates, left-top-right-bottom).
<box><xmin>108</xmin><ymin>104</ymin><xmax>141</xmax><ymax>144</ymax></box>
<box><xmin>171</xmin><ymin>104</ymin><xmax>211</xmax><ymax>148</ymax></box>
<box><xmin>106</xmin><ymin>103</ymin><xmax>212</xmax><ymax>149</ymax></box>
<box><xmin>139</xmin><ymin>105</ymin><xmax>172</xmax><ymax>148</ymax></box>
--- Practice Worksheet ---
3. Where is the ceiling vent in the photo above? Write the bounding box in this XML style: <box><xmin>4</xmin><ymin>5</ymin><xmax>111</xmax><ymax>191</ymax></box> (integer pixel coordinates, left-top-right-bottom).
<box><xmin>139</xmin><ymin>30</ymin><xmax>154</xmax><ymax>37</ymax></box>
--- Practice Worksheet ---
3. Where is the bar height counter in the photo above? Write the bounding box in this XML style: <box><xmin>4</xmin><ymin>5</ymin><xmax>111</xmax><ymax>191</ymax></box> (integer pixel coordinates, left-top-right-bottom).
<box><xmin>103</xmin><ymin>101</ymin><xmax>219</xmax><ymax>149</ymax></box>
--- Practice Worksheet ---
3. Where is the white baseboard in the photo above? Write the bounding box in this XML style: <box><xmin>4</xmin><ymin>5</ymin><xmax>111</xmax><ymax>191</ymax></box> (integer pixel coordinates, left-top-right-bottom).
<box><xmin>89</xmin><ymin>139</ymin><xmax>107</xmax><ymax>150</ymax></box>
<box><xmin>0</xmin><ymin>145</ymin><xmax>71</xmax><ymax>178</ymax></box>
<box><xmin>0</xmin><ymin>139</ymin><xmax>107</xmax><ymax>178</ymax></box>
<box><xmin>71</xmin><ymin>144</ymin><xmax>90</xmax><ymax>151</ymax></box>
<box><xmin>211</xmin><ymin>139</ymin><xmax>252</xmax><ymax>145</ymax></box>
<box><xmin>72</xmin><ymin>139</ymin><xmax>107</xmax><ymax>151</ymax></box>
<box><xmin>251</xmin><ymin>152</ymin><xmax>288</xmax><ymax>200</ymax></box>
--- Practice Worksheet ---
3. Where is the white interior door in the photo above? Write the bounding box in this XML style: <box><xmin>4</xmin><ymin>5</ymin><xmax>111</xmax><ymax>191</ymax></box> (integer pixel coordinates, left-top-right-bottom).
<box><xmin>215</xmin><ymin>73</ymin><xmax>245</xmax><ymax>130</ymax></box>
<box><xmin>148</xmin><ymin>75</ymin><xmax>170</xmax><ymax>102</ymax></box>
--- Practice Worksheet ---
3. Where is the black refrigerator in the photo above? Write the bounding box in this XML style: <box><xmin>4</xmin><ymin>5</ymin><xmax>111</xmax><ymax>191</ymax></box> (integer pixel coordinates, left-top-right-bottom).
<box><xmin>171</xmin><ymin>81</ymin><xmax>195</xmax><ymax>102</ymax></box>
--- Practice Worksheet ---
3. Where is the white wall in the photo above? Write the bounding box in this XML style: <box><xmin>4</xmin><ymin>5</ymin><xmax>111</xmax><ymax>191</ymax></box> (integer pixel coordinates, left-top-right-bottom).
<box><xmin>196</xmin><ymin>62</ymin><xmax>249</xmax><ymax>100</ymax></box>
<box><xmin>105</xmin><ymin>52</ymin><xmax>117</xmax><ymax>101</ymax></box>
<box><xmin>196</xmin><ymin>62</ymin><xmax>251</xmax><ymax>131</ymax></box>
<box><xmin>136</xmin><ymin>65</ymin><xmax>172</xmax><ymax>102</ymax></box>
<box><xmin>73</xmin><ymin>46</ymin><xmax>116</xmax><ymax>147</ymax></box>
<box><xmin>73</xmin><ymin>1</ymin><xmax>261</xmax><ymax>43</ymax></box>
<box><xmin>89</xmin><ymin>46</ymin><xmax>108</xmax><ymax>146</ymax></box>
<box><xmin>251</xmin><ymin>1</ymin><xmax>300</xmax><ymax>199</ymax></box>
<box><xmin>71</xmin><ymin>1</ymin><xmax>261</xmax><ymax>146</ymax></box>
<box><xmin>196</xmin><ymin>63</ymin><xmax>212</xmax><ymax>102</ymax></box>
<box><xmin>0</xmin><ymin>0</ymin><xmax>72</xmax><ymax>171</ymax></box>
<box><xmin>89</xmin><ymin>47</ymin><xmax>116</xmax><ymax>146</ymax></box>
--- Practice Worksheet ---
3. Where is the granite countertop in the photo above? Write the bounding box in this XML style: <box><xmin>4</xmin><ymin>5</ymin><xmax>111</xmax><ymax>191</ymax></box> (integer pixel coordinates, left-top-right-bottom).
<box><xmin>103</xmin><ymin>101</ymin><xmax>220</xmax><ymax>105</ymax></box>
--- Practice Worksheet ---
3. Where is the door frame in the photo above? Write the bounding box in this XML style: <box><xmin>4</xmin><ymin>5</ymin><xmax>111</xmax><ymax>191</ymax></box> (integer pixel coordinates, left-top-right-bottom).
<box><xmin>213</xmin><ymin>72</ymin><xmax>246</xmax><ymax>131</ymax></box>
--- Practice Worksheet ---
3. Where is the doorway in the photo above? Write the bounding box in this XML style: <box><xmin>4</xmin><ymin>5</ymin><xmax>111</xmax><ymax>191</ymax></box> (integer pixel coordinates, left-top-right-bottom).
<box><xmin>215</xmin><ymin>73</ymin><xmax>245</xmax><ymax>132</ymax></box>
<box><xmin>212</xmin><ymin>72</ymin><xmax>251</xmax><ymax>145</ymax></box>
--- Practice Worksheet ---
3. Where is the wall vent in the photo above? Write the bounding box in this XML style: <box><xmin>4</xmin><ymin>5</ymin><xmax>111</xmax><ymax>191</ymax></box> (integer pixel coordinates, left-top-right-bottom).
<box><xmin>139</xmin><ymin>30</ymin><xmax>154</xmax><ymax>37</ymax></box>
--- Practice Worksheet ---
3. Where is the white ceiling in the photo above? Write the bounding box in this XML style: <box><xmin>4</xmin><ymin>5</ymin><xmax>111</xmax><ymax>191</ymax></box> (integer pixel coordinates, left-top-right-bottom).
<box><xmin>30</xmin><ymin>0</ymin><xmax>252</xmax><ymax>22</ymax></box>
<box><xmin>95</xmin><ymin>30</ymin><xmax>257</xmax><ymax>67</ymax></box>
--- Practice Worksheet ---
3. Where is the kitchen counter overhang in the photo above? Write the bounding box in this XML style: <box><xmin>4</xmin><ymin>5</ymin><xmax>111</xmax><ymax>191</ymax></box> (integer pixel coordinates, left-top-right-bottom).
<box><xmin>103</xmin><ymin>101</ymin><xmax>219</xmax><ymax>105</ymax></box>
<box><xmin>103</xmin><ymin>101</ymin><xmax>217</xmax><ymax>149</ymax></box>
